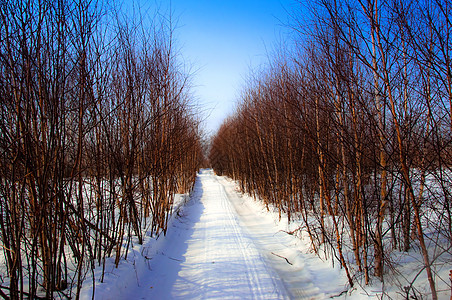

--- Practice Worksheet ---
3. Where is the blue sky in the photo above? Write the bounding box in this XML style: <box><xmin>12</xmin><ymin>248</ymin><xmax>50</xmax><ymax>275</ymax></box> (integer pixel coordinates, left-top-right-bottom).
<box><xmin>158</xmin><ymin>0</ymin><xmax>298</xmax><ymax>134</ymax></box>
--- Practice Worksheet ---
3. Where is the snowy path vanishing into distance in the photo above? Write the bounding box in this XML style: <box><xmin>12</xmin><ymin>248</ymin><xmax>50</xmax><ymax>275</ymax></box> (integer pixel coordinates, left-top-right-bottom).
<box><xmin>82</xmin><ymin>169</ymin><xmax>350</xmax><ymax>299</ymax></box>
<box><xmin>145</xmin><ymin>169</ymin><xmax>293</xmax><ymax>299</ymax></box>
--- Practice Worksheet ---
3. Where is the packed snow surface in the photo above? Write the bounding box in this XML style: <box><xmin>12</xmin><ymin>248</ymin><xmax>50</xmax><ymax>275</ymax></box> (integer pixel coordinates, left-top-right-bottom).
<box><xmin>80</xmin><ymin>169</ymin><xmax>363</xmax><ymax>299</ymax></box>
<box><xmin>144</xmin><ymin>170</ymin><xmax>291</xmax><ymax>299</ymax></box>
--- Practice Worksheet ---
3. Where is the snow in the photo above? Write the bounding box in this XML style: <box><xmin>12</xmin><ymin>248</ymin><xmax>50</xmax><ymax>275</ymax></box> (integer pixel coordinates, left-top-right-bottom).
<box><xmin>144</xmin><ymin>171</ymin><xmax>288</xmax><ymax>299</ymax></box>
<box><xmin>79</xmin><ymin>169</ymin><xmax>451</xmax><ymax>299</ymax></box>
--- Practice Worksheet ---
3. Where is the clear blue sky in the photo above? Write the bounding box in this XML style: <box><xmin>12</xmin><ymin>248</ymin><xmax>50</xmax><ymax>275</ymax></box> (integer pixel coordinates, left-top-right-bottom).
<box><xmin>155</xmin><ymin>0</ymin><xmax>299</xmax><ymax>134</ymax></box>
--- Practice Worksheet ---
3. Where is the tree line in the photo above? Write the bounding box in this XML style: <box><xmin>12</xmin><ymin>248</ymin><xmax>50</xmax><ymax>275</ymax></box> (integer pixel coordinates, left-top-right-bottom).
<box><xmin>0</xmin><ymin>0</ymin><xmax>204</xmax><ymax>298</ymax></box>
<box><xmin>209</xmin><ymin>0</ymin><xmax>451</xmax><ymax>298</ymax></box>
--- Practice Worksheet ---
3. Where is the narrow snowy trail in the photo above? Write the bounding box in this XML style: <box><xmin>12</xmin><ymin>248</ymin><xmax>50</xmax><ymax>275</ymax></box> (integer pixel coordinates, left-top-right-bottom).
<box><xmin>141</xmin><ymin>171</ymin><xmax>326</xmax><ymax>299</ymax></box>
<box><xmin>144</xmin><ymin>170</ymin><xmax>290</xmax><ymax>299</ymax></box>
<box><xmin>103</xmin><ymin>169</ymin><xmax>326</xmax><ymax>299</ymax></box>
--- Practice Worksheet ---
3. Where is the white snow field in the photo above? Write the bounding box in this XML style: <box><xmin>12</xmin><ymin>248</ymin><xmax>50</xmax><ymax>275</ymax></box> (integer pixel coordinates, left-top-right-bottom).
<box><xmin>80</xmin><ymin>169</ymin><xmax>375</xmax><ymax>299</ymax></box>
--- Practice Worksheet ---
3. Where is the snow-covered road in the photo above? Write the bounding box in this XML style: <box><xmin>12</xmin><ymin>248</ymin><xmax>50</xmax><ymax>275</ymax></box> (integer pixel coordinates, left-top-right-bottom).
<box><xmin>84</xmin><ymin>169</ymin><xmax>340</xmax><ymax>299</ymax></box>
<box><xmin>141</xmin><ymin>169</ymin><xmax>326</xmax><ymax>299</ymax></box>
<box><xmin>146</xmin><ymin>169</ymin><xmax>289</xmax><ymax>299</ymax></box>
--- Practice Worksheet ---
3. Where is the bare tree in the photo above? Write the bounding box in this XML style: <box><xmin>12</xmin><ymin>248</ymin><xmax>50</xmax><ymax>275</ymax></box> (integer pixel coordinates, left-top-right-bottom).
<box><xmin>0</xmin><ymin>1</ymin><xmax>204</xmax><ymax>298</ymax></box>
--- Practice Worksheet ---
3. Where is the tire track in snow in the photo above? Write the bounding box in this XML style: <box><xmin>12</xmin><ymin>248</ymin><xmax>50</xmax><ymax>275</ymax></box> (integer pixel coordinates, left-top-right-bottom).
<box><xmin>217</xmin><ymin>176</ymin><xmax>325</xmax><ymax>299</ymax></box>
<box><xmin>216</xmin><ymin>178</ymin><xmax>279</xmax><ymax>299</ymax></box>
<box><xmin>171</xmin><ymin>170</ymin><xmax>289</xmax><ymax>299</ymax></box>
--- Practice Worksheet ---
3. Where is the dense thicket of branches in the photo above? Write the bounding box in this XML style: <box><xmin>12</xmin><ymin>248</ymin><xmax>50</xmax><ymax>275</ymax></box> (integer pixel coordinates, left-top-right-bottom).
<box><xmin>0</xmin><ymin>0</ymin><xmax>204</xmax><ymax>298</ymax></box>
<box><xmin>210</xmin><ymin>0</ymin><xmax>451</xmax><ymax>297</ymax></box>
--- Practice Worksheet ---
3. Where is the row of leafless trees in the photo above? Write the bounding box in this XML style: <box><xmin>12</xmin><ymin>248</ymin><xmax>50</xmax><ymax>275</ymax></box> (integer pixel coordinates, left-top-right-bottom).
<box><xmin>0</xmin><ymin>0</ymin><xmax>204</xmax><ymax>298</ymax></box>
<box><xmin>209</xmin><ymin>0</ymin><xmax>451</xmax><ymax>297</ymax></box>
